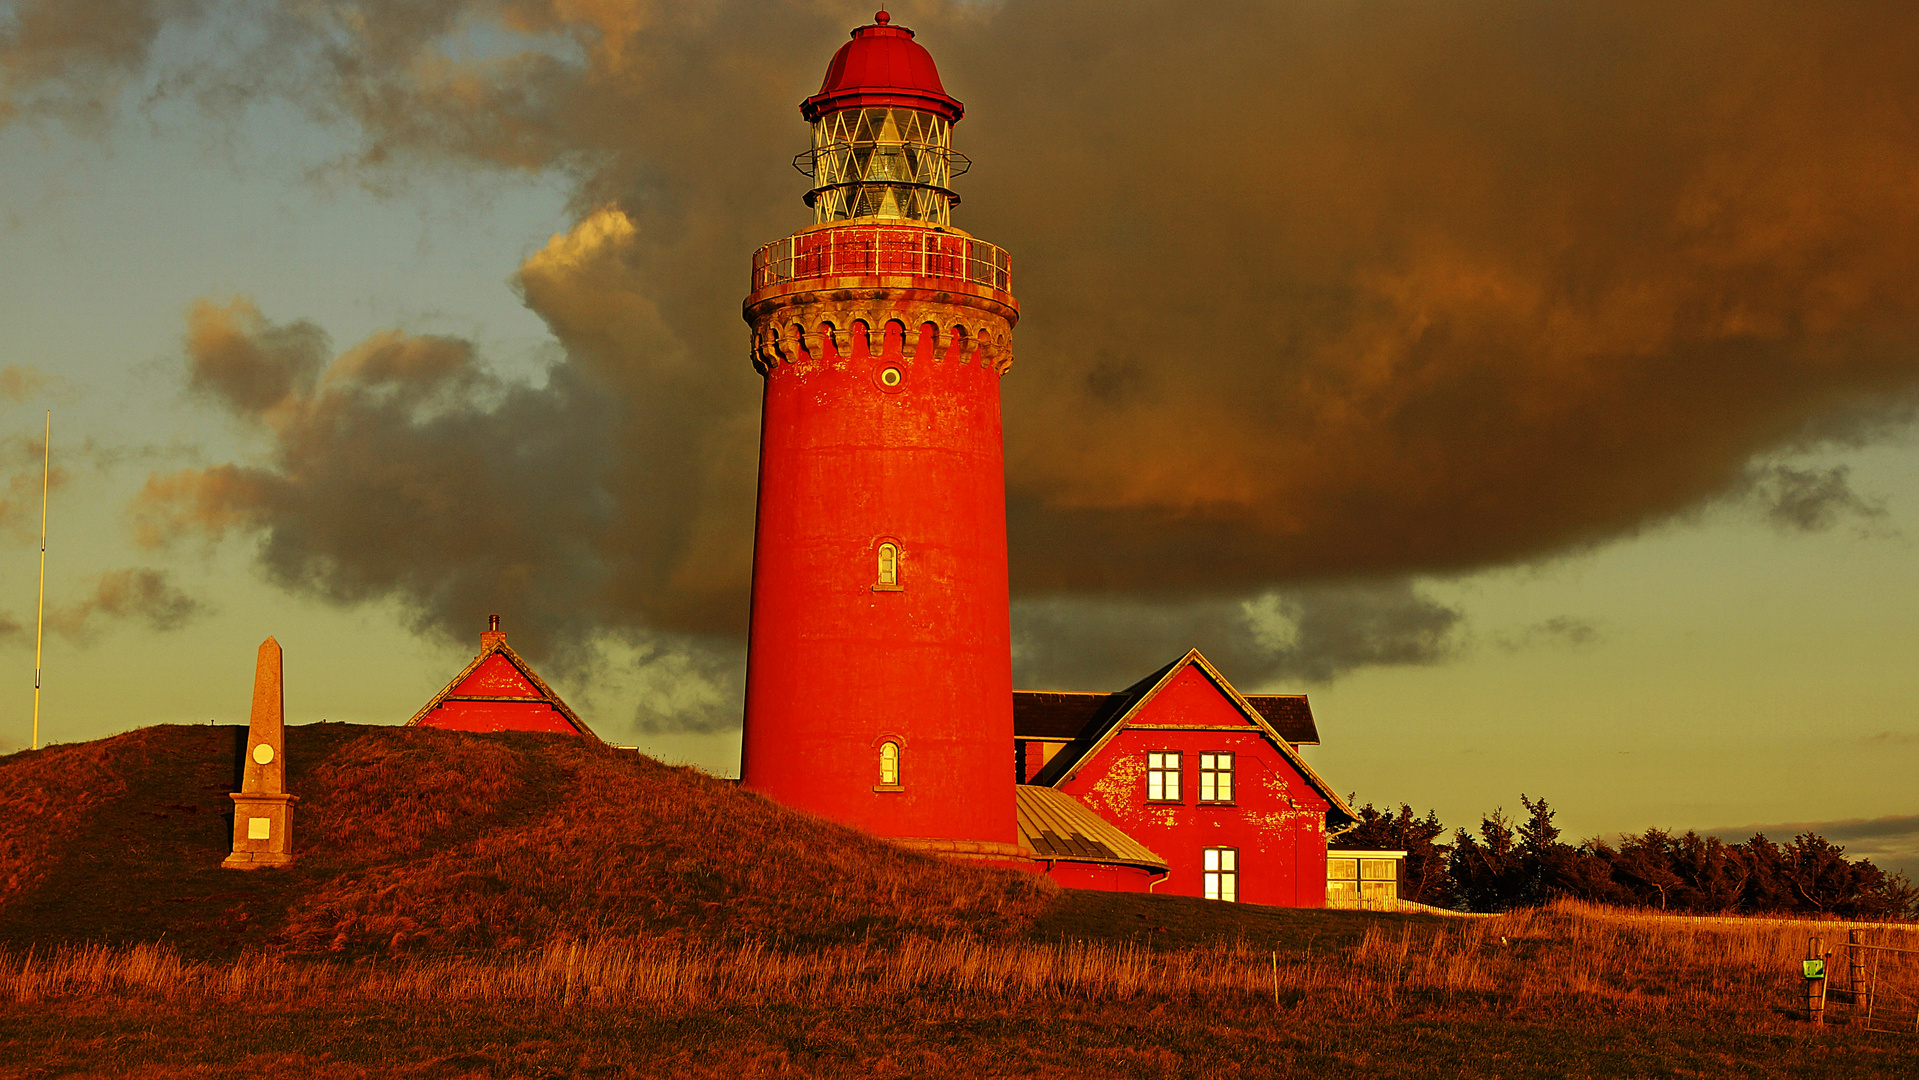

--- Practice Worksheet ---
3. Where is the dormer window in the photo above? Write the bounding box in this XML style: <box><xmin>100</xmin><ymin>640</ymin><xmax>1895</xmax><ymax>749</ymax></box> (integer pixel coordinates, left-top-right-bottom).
<box><xmin>873</xmin><ymin>541</ymin><xmax>903</xmax><ymax>591</ymax></box>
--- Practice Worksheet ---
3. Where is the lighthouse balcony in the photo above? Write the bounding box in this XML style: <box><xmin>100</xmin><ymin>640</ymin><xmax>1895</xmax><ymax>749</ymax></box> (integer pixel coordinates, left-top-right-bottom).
<box><xmin>751</xmin><ymin>222</ymin><xmax>1012</xmax><ymax>297</ymax></box>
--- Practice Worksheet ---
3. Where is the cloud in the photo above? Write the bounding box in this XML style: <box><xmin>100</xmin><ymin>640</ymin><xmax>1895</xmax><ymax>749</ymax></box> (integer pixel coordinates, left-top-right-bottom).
<box><xmin>1741</xmin><ymin>463</ymin><xmax>1891</xmax><ymax>534</ymax></box>
<box><xmin>1012</xmin><ymin>582</ymin><xmax>1462</xmax><ymax>689</ymax></box>
<box><xmin>0</xmin><ymin>366</ymin><xmax>48</xmax><ymax>403</ymax></box>
<box><xmin>1496</xmin><ymin>616</ymin><xmax>1599</xmax><ymax>653</ymax></box>
<box><xmin>43</xmin><ymin>567</ymin><xmax>205</xmax><ymax>642</ymax></box>
<box><xmin>46</xmin><ymin>1</ymin><xmax>1919</xmax><ymax>688</ymax></box>
<box><xmin>624</xmin><ymin>642</ymin><xmax>746</xmax><ymax>736</ymax></box>
<box><xmin>0</xmin><ymin>0</ymin><xmax>203</xmax><ymax>131</ymax></box>
<box><xmin>0</xmin><ymin>430</ymin><xmax>66</xmax><ymax>539</ymax></box>
<box><xmin>1705</xmin><ymin>814</ymin><xmax>1919</xmax><ymax>874</ymax></box>
<box><xmin>183</xmin><ymin>297</ymin><xmax>329</xmax><ymax>417</ymax></box>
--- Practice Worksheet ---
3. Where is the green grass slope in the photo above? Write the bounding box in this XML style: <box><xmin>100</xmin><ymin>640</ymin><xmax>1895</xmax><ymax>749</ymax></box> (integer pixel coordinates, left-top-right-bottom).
<box><xmin>0</xmin><ymin>724</ymin><xmax>1053</xmax><ymax>956</ymax></box>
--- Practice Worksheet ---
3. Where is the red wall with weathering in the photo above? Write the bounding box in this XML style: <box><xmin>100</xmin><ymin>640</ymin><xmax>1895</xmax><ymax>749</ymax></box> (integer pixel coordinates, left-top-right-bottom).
<box><xmin>739</xmin><ymin>304</ymin><xmax>1017</xmax><ymax>848</ymax></box>
<box><xmin>1051</xmin><ymin>665</ymin><xmax>1330</xmax><ymax>906</ymax></box>
<box><xmin>1041</xmin><ymin>861</ymin><xmax>1164</xmax><ymax>893</ymax></box>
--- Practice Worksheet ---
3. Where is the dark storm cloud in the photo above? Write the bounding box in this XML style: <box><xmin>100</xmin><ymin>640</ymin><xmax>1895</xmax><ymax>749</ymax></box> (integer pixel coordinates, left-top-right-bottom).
<box><xmin>79</xmin><ymin>2</ymin><xmax>1919</xmax><ymax>702</ymax></box>
<box><xmin>134</xmin><ymin>294</ymin><xmax>621</xmax><ymax>662</ymax></box>
<box><xmin>1012</xmin><ymin>582</ymin><xmax>1462</xmax><ymax>689</ymax></box>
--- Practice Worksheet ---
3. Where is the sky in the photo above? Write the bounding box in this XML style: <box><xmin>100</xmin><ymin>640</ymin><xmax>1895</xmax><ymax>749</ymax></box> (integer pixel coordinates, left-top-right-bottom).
<box><xmin>2</xmin><ymin>0</ymin><xmax>1917</xmax><ymax>875</ymax></box>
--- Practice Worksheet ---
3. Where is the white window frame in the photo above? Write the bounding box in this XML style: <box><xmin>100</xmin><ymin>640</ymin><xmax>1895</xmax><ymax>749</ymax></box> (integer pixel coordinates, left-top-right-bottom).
<box><xmin>1203</xmin><ymin>847</ymin><xmax>1238</xmax><ymax>903</ymax></box>
<box><xmin>1145</xmin><ymin>751</ymin><xmax>1181</xmax><ymax>802</ymax></box>
<box><xmin>1197</xmin><ymin>752</ymin><xmax>1234</xmax><ymax>804</ymax></box>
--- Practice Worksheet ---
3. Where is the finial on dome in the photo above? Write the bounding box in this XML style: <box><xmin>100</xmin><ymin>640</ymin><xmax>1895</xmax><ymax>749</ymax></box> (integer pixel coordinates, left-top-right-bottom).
<box><xmin>875</xmin><ymin>9</ymin><xmax>890</xmax><ymax>24</ymax></box>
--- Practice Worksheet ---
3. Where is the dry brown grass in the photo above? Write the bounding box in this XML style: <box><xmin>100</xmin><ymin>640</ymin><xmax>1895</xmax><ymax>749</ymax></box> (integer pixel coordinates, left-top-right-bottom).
<box><xmin>4</xmin><ymin>904</ymin><xmax>1919</xmax><ymax>1076</ymax></box>
<box><xmin>8</xmin><ymin>728</ymin><xmax>1919</xmax><ymax>1075</ymax></box>
<box><xmin>0</xmin><ymin>734</ymin><xmax>139</xmax><ymax>911</ymax></box>
<box><xmin>6</xmin><ymin>898</ymin><xmax>1913</xmax><ymax>1024</ymax></box>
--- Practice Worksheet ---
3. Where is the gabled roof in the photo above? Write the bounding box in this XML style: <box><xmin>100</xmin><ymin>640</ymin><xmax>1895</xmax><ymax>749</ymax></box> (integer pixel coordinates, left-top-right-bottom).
<box><xmin>408</xmin><ymin>628</ymin><xmax>597</xmax><ymax>739</ymax></box>
<box><xmin>1014</xmin><ymin>689</ymin><xmax>1319</xmax><ymax>744</ymax></box>
<box><xmin>1029</xmin><ymin>649</ymin><xmax>1354</xmax><ymax>828</ymax></box>
<box><xmin>1015</xmin><ymin>785</ymin><xmax>1167</xmax><ymax>870</ymax></box>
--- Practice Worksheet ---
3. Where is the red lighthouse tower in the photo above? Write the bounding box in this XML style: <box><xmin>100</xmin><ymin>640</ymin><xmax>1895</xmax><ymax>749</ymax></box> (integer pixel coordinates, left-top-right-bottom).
<box><xmin>740</xmin><ymin>11</ymin><xmax>1020</xmax><ymax>858</ymax></box>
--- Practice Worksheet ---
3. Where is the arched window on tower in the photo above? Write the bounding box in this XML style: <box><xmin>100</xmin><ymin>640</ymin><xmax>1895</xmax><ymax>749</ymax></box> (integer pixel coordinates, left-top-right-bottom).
<box><xmin>878</xmin><ymin>740</ymin><xmax>901</xmax><ymax>787</ymax></box>
<box><xmin>874</xmin><ymin>542</ymin><xmax>902</xmax><ymax>591</ymax></box>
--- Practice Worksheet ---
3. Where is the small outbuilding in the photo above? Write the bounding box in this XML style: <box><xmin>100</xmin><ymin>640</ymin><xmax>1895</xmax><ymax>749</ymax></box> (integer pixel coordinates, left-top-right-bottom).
<box><xmin>408</xmin><ymin>617</ymin><xmax>596</xmax><ymax>738</ymax></box>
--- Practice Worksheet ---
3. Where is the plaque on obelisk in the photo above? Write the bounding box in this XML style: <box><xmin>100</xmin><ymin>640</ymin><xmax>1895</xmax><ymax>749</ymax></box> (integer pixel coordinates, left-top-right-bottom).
<box><xmin>223</xmin><ymin>637</ymin><xmax>295</xmax><ymax>869</ymax></box>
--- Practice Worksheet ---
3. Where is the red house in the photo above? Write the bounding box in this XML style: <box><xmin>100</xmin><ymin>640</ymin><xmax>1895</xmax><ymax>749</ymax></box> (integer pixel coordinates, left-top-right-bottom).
<box><xmin>1013</xmin><ymin>650</ymin><xmax>1354</xmax><ymax>904</ymax></box>
<box><xmin>408</xmin><ymin>617</ymin><xmax>597</xmax><ymax>738</ymax></box>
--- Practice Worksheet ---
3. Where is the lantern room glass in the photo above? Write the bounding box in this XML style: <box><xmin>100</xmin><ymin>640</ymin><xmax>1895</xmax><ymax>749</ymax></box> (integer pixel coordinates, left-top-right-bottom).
<box><xmin>797</xmin><ymin>107</ymin><xmax>969</xmax><ymax>225</ymax></box>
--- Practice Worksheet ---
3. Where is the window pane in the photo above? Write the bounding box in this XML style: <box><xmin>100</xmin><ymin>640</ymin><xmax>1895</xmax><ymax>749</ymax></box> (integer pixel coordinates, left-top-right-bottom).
<box><xmin>1218</xmin><ymin>772</ymin><xmax>1232</xmax><ymax>802</ymax></box>
<box><xmin>1204</xmin><ymin>849</ymin><xmax>1220</xmax><ymax>871</ymax></box>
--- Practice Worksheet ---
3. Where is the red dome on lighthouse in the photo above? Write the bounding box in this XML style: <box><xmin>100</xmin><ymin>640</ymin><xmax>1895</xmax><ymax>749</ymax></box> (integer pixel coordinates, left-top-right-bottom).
<box><xmin>801</xmin><ymin>10</ymin><xmax>964</xmax><ymax>123</ymax></box>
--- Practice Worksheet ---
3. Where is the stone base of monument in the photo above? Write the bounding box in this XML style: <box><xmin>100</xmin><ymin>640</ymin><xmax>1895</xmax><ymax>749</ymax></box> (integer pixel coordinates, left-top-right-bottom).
<box><xmin>223</xmin><ymin>792</ymin><xmax>296</xmax><ymax>870</ymax></box>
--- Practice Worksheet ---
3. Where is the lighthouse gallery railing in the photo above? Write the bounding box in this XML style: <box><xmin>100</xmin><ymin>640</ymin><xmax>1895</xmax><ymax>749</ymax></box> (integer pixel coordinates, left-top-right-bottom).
<box><xmin>752</xmin><ymin>226</ymin><xmax>1011</xmax><ymax>293</ymax></box>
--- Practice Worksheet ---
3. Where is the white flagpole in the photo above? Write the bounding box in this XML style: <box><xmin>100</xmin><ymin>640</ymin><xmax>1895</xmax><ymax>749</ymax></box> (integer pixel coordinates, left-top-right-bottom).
<box><xmin>32</xmin><ymin>411</ymin><xmax>48</xmax><ymax>751</ymax></box>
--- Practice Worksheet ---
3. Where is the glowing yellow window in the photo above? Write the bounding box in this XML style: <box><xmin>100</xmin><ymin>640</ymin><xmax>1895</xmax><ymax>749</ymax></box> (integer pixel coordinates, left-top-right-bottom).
<box><xmin>1146</xmin><ymin>751</ymin><xmax>1181</xmax><ymax>802</ymax></box>
<box><xmin>874</xmin><ymin>542</ymin><xmax>902</xmax><ymax>591</ymax></box>
<box><xmin>1204</xmin><ymin>847</ymin><xmax>1238</xmax><ymax>902</ymax></box>
<box><xmin>878</xmin><ymin>741</ymin><xmax>901</xmax><ymax>787</ymax></box>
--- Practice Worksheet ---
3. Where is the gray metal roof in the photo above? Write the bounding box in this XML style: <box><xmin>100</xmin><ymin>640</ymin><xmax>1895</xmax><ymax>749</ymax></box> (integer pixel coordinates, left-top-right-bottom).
<box><xmin>1015</xmin><ymin>785</ymin><xmax>1167</xmax><ymax>870</ymax></box>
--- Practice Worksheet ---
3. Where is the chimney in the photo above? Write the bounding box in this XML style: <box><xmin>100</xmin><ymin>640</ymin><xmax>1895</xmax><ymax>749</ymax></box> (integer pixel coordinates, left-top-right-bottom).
<box><xmin>481</xmin><ymin>614</ymin><xmax>506</xmax><ymax>651</ymax></box>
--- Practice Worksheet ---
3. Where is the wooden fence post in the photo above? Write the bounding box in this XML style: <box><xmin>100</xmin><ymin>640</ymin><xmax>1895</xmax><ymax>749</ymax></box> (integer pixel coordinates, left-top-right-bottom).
<box><xmin>1846</xmin><ymin>929</ymin><xmax>1862</xmax><ymax>1010</ymax></box>
<box><xmin>1805</xmin><ymin>936</ymin><xmax>1826</xmax><ymax>1024</ymax></box>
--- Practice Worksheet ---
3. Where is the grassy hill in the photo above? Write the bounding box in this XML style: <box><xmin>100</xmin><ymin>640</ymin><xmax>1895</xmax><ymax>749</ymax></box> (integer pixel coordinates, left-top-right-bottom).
<box><xmin>0</xmin><ymin>723</ymin><xmax>1051</xmax><ymax>956</ymax></box>
<box><xmin>4</xmin><ymin>724</ymin><xmax>1918</xmax><ymax>1078</ymax></box>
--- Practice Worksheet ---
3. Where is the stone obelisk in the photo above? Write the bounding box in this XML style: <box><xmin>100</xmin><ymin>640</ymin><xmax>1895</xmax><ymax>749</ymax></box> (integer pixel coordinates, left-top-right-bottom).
<box><xmin>223</xmin><ymin>637</ymin><xmax>295</xmax><ymax>869</ymax></box>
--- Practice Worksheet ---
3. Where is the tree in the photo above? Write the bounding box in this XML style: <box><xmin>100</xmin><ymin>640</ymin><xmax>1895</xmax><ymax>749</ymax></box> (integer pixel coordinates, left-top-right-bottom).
<box><xmin>1450</xmin><ymin>808</ymin><xmax>1528</xmax><ymax>912</ymax></box>
<box><xmin>1516</xmin><ymin>794</ymin><xmax>1584</xmax><ymax>902</ymax></box>
<box><xmin>1332</xmin><ymin>800</ymin><xmax>1455</xmax><ymax>909</ymax></box>
<box><xmin>1609</xmin><ymin>829</ymin><xmax>1688</xmax><ymax>910</ymax></box>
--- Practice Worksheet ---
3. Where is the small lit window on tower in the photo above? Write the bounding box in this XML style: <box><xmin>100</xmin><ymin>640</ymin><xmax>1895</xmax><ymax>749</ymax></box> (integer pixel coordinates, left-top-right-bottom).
<box><xmin>877</xmin><ymin>740</ymin><xmax>902</xmax><ymax>788</ymax></box>
<box><xmin>1146</xmin><ymin>752</ymin><xmax>1181</xmax><ymax>802</ymax></box>
<box><xmin>1203</xmin><ymin>848</ymin><xmax>1239</xmax><ymax>902</ymax></box>
<box><xmin>873</xmin><ymin>542</ymin><xmax>903</xmax><ymax>591</ymax></box>
<box><xmin>1197</xmin><ymin>752</ymin><xmax>1235</xmax><ymax>804</ymax></box>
